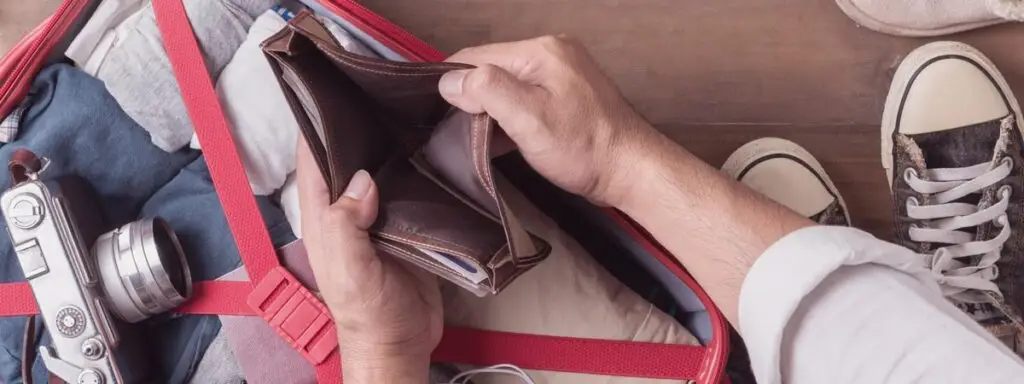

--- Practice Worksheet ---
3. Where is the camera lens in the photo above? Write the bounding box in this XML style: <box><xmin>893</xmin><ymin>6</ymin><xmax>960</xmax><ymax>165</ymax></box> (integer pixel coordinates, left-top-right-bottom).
<box><xmin>151</xmin><ymin>220</ymin><xmax>189</xmax><ymax>298</ymax></box>
<box><xmin>93</xmin><ymin>218</ymin><xmax>192</xmax><ymax>323</ymax></box>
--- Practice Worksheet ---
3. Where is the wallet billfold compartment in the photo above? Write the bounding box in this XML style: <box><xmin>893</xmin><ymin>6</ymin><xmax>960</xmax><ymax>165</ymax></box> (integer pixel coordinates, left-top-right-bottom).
<box><xmin>262</xmin><ymin>11</ymin><xmax>551</xmax><ymax>296</ymax></box>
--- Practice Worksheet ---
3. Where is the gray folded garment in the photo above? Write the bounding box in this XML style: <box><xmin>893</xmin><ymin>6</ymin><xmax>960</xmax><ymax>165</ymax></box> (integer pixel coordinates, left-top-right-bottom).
<box><xmin>90</xmin><ymin>0</ymin><xmax>275</xmax><ymax>152</ymax></box>
<box><xmin>189</xmin><ymin>331</ymin><xmax>245</xmax><ymax>384</ymax></box>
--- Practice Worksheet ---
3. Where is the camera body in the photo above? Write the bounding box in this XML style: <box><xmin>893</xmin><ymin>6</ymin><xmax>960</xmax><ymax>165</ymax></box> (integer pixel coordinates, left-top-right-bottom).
<box><xmin>1</xmin><ymin>150</ymin><xmax>191</xmax><ymax>384</ymax></box>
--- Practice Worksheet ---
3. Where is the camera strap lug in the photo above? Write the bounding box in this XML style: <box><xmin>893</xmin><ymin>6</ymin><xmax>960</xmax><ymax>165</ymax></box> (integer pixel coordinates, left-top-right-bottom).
<box><xmin>246</xmin><ymin>266</ymin><xmax>338</xmax><ymax>365</ymax></box>
<box><xmin>8</xmin><ymin>149</ymin><xmax>44</xmax><ymax>183</ymax></box>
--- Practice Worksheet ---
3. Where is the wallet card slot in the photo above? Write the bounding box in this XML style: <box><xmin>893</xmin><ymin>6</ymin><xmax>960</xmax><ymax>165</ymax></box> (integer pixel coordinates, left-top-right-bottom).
<box><xmin>421</xmin><ymin>110</ymin><xmax>500</xmax><ymax>215</ymax></box>
<box><xmin>375</xmin><ymin>241</ymin><xmax>491</xmax><ymax>297</ymax></box>
<box><xmin>284</xmin><ymin>11</ymin><xmax>468</xmax><ymax>136</ymax></box>
<box><xmin>409</xmin><ymin>153</ymin><xmax>500</xmax><ymax>224</ymax></box>
<box><xmin>371</xmin><ymin>156</ymin><xmax>507</xmax><ymax>271</ymax></box>
<box><xmin>265</xmin><ymin>33</ymin><xmax>396</xmax><ymax>202</ymax></box>
<box><xmin>422</xmin><ymin>110</ymin><xmax>540</xmax><ymax>263</ymax></box>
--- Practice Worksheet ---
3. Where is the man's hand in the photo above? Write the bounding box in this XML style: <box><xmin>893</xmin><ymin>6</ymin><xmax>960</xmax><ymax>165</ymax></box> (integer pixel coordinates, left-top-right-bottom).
<box><xmin>296</xmin><ymin>140</ymin><xmax>442</xmax><ymax>383</ymax></box>
<box><xmin>438</xmin><ymin>36</ymin><xmax>811</xmax><ymax>326</ymax></box>
<box><xmin>439</xmin><ymin>36</ymin><xmax>665</xmax><ymax>207</ymax></box>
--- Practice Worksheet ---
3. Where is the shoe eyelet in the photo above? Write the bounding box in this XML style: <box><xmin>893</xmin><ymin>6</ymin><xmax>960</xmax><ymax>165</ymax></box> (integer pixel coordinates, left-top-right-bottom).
<box><xmin>906</xmin><ymin>196</ymin><xmax>919</xmax><ymax>208</ymax></box>
<box><xmin>991</xmin><ymin>265</ymin><xmax>1000</xmax><ymax>280</ymax></box>
<box><xmin>998</xmin><ymin>185</ymin><xmax>1013</xmax><ymax>199</ymax></box>
<box><xmin>994</xmin><ymin>214</ymin><xmax>1009</xmax><ymax>228</ymax></box>
<box><xmin>1002</xmin><ymin>157</ymin><xmax>1015</xmax><ymax>169</ymax></box>
<box><xmin>904</xmin><ymin>168</ymin><xmax>918</xmax><ymax>183</ymax></box>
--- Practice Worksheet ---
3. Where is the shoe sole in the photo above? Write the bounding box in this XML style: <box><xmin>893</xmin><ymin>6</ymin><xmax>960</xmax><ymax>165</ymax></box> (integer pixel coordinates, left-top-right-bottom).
<box><xmin>835</xmin><ymin>0</ymin><xmax>1006</xmax><ymax>37</ymax></box>
<box><xmin>881</xmin><ymin>41</ymin><xmax>1024</xmax><ymax>189</ymax></box>
<box><xmin>721</xmin><ymin>137</ymin><xmax>852</xmax><ymax>224</ymax></box>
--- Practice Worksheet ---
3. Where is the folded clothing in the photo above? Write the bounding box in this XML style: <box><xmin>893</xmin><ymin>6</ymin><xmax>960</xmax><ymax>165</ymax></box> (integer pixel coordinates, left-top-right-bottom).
<box><xmin>89</xmin><ymin>0</ymin><xmax>274</xmax><ymax>152</ymax></box>
<box><xmin>442</xmin><ymin>177</ymin><xmax>698</xmax><ymax>384</ymax></box>
<box><xmin>189</xmin><ymin>10</ymin><xmax>297</xmax><ymax>195</ymax></box>
<box><xmin>188</xmin><ymin>329</ymin><xmax>245</xmax><ymax>384</ymax></box>
<box><xmin>0</xmin><ymin>64</ymin><xmax>295</xmax><ymax>383</ymax></box>
<box><xmin>280</xmin><ymin>173</ymin><xmax>303</xmax><ymax>237</ymax></box>
<box><xmin>0</xmin><ymin>99</ymin><xmax>28</xmax><ymax>143</ymax></box>
<box><xmin>65</xmin><ymin>0</ymin><xmax>148</xmax><ymax>69</ymax></box>
<box><xmin>190</xmin><ymin>10</ymin><xmax>380</xmax><ymax>195</ymax></box>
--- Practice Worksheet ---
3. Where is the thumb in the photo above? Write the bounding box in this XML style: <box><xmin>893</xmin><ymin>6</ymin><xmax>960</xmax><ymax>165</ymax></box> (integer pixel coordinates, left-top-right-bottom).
<box><xmin>438</xmin><ymin>64</ymin><xmax>545</xmax><ymax>124</ymax></box>
<box><xmin>328</xmin><ymin>170</ymin><xmax>379</xmax><ymax>232</ymax></box>
<box><xmin>310</xmin><ymin>170</ymin><xmax>381</xmax><ymax>277</ymax></box>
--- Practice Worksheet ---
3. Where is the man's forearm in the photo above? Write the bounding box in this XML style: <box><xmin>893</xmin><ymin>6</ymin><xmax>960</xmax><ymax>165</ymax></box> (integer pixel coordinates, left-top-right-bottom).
<box><xmin>611</xmin><ymin>130</ymin><xmax>813</xmax><ymax>325</ymax></box>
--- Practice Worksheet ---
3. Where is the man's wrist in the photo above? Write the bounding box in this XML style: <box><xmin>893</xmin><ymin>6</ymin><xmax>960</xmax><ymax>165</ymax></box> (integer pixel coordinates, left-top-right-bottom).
<box><xmin>341</xmin><ymin>345</ymin><xmax>432</xmax><ymax>384</ymax></box>
<box><xmin>598</xmin><ymin>127</ymin><xmax>682</xmax><ymax>210</ymax></box>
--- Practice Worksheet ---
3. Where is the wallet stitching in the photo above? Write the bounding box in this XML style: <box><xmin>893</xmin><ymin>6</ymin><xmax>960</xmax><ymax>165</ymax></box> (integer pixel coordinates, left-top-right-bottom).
<box><xmin>376</xmin><ymin>231</ymin><xmax>482</xmax><ymax>261</ymax></box>
<box><xmin>323</xmin><ymin>47</ymin><xmax>459</xmax><ymax>73</ymax></box>
<box><xmin>376</xmin><ymin>242</ymin><xmax>471</xmax><ymax>282</ymax></box>
<box><xmin>380</xmin><ymin>243</ymin><xmax>445</xmax><ymax>272</ymax></box>
<box><xmin>491</xmin><ymin>260</ymin><xmax>532</xmax><ymax>292</ymax></box>
<box><xmin>479</xmin><ymin>115</ymin><xmax>497</xmax><ymax>198</ymax></box>
<box><xmin>377</xmin><ymin>242</ymin><xmax>493</xmax><ymax>290</ymax></box>
<box><xmin>470</xmin><ymin>115</ymin><xmax>497</xmax><ymax>199</ymax></box>
<box><xmin>290</xmin><ymin>13</ymin><xmax>468</xmax><ymax>73</ymax></box>
<box><xmin>487</xmin><ymin>244</ymin><xmax>511</xmax><ymax>269</ymax></box>
<box><xmin>320</xmin><ymin>46</ymin><xmax>466</xmax><ymax>71</ymax></box>
<box><xmin>472</xmin><ymin>115</ymin><xmax>519</xmax><ymax>265</ymax></box>
<box><xmin>408</xmin><ymin>154</ymin><xmax>503</xmax><ymax>224</ymax></box>
<box><xmin>320</xmin><ymin>49</ymin><xmax>452</xmax><ymax>77</ymax></box>
<box><xmin>376</xmin><ymin>232</ymin><xmax>501</xmax><ymax>274</ymax></box>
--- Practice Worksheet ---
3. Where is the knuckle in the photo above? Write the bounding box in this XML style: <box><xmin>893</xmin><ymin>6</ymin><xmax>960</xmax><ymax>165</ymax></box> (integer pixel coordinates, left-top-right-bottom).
<box><xmin>555</xmin><ymin>34</ymin><xmax>583</xmax><ymax>48</ymax></box>
<box><xmin>535</xmin><ymin>35</ymin><xmax>568</xmax><ymax>54</ymax></box>
<box><xmin>463</xmin><ymin>64</ymin><xmax>503</xmax><ymax>91</ymax></box>
<box><xmin>451</xmin><ymin>45</ymin><xmax>479</xmax><ymax>59</ymax></box>
<box><xmin>533</xmin><ymin>35</ymin><xmax>581</xmax><ymax>67</ymax></box>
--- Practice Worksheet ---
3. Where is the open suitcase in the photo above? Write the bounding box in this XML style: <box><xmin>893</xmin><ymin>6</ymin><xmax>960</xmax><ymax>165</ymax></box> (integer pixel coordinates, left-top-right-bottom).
<box><xmin>0</xmin><ymin>1</ymin><xmax>731</xmax><ymax>383</ymax></box>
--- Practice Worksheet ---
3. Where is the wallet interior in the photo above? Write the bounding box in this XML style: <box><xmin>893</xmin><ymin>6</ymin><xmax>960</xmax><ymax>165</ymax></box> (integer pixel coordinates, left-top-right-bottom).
<box><xmin>262</xmin><ymin>11</ymin><xmax>549</xmax><ymax>295</ymax></box>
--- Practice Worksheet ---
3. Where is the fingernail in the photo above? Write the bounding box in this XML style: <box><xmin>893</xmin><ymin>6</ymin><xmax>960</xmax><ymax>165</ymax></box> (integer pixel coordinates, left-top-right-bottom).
<box><xmin>343</xmin><ymin>170</ymin><xmax>371</xmax><ymax>200</ymax></box>
<box><xmin>439</xmin><ymin>70</ymin><xmax>468</xmax><ymax>98</ymax></box>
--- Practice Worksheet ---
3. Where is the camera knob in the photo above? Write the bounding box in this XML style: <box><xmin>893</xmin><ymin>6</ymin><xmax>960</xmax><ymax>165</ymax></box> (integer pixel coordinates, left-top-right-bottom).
<box><xmin>8</xmin><ymin>194</ymin><xmax>44</xmax><ymax>229</ymax></box>
<box><xmin>81</xmin><ymin>338</ymin><xmax>105</xmax><ymax>360</ymax></box>
<box><xmin>77</xmin><ymin>369</ymin><xmax>104</xmax><ymax>384</ymax></box>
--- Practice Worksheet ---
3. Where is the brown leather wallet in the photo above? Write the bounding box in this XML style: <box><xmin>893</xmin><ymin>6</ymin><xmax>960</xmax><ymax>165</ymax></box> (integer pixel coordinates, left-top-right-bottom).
<box><xmin>262</xmin><ymin>11</ymin><xmax>550</xmax><ymax>296</ymax></box>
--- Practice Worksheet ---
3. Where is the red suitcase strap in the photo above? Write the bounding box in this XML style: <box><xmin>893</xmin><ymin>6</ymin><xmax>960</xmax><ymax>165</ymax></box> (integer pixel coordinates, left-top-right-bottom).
<box><xmin>152</xmin><ymin>1</ymin><xmax>343</xmax><ymax>381</ymax></box>
<box><xmin>164</xmin><ymin>0</ymin><xmax>715</xmax><ymax>380</ymax></box>
<box><xmin>0</xmin><ymin>0</ymin><xmax>713</xmax><ymax>382</ymax></box>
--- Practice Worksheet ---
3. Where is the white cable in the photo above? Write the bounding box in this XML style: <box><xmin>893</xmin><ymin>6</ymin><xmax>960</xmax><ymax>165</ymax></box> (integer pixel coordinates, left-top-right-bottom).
<box><xmin>444</xmin><ymin>364</ymin><xmax>536</xmax><ymax>384</ymax></box>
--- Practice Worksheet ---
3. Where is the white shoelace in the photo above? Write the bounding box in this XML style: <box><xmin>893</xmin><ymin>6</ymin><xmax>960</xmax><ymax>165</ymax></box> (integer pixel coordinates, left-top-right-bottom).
<box><xmin>990</xmin><ymin>0</ymin><xmax>1024</xmax><ymax>21</ymax></box>
<box><xmin>904</xmin><ymin>157</ymin><xmax>1014</xmax><ymax>303</ymax></box>
<box><xmin>443</xmin><ymin>364</ymin><xmax>535</xmax><ymax>384</ymax></box>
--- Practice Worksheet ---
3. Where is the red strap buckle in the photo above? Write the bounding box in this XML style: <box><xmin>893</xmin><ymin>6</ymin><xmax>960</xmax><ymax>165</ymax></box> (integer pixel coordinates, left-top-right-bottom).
<box><xmin>246</xmin><ymin>266</ymin><xmax>338</xmax><ymax>365</ymax></box>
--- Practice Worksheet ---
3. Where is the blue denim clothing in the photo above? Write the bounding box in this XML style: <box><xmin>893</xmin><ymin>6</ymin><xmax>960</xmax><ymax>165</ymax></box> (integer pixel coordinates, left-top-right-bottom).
<box><xmin>0</xmin><ymin>65</ymin><xmax>295</xmax><ymax>383</ymax></box>
<box><xmin>137</xmin><ymin>157</ymin><xmax>295</xmax><ymax>384</ymax></box>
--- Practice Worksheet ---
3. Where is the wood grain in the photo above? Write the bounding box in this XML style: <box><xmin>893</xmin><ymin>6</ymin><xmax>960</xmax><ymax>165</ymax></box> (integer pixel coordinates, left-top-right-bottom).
<box><xmin>0</xmin><ymin>0</ymin><xmax>61</xmax><ymax>57</ymax></box>
<box><xmin>360</xmin><ymin>0</ymin><xmax>1024</xmax><ymax>239</ymax></box>
<box><xmin>2</xmin><ymin>0</ymin><xmax>1023</xmax><ymax>238</ymax></box>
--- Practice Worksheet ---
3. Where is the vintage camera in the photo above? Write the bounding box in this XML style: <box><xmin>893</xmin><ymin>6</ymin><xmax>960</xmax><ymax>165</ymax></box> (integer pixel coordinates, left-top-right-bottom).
<box><xmin>1</xmin><ymin>150</ymin><xmax>192</xmax><ymax>384</ymax></box>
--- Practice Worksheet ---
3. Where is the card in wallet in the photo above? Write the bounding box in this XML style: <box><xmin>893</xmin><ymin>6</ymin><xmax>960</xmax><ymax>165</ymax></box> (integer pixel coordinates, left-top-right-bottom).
<box><xmin>261</xmin><ymin>11</ymin><xmax>551</xmax><ymax>296</ymax></box>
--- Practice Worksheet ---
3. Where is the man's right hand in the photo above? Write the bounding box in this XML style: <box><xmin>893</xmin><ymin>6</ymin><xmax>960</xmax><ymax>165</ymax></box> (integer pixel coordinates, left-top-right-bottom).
<box><xmin>438</xmin><ymin>36</ymin><xmax>665</xmax><ymax>207</ymax></box>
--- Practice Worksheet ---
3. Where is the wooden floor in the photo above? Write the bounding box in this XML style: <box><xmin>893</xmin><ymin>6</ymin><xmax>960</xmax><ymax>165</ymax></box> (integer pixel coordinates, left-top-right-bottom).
<box><xmin>360</xmin><ymin>0</ymin><xmax>1024</xmax><ymax>240</ymax></box>
<box><xmin>3</xmin><ymin>0</ymin><xmax>1024</xmax><ymax>239</ymax></box>
<box><xmin>0</xmin><ymin>0</ymin><xmax>61</xmax><ymax>57</ymax></box>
